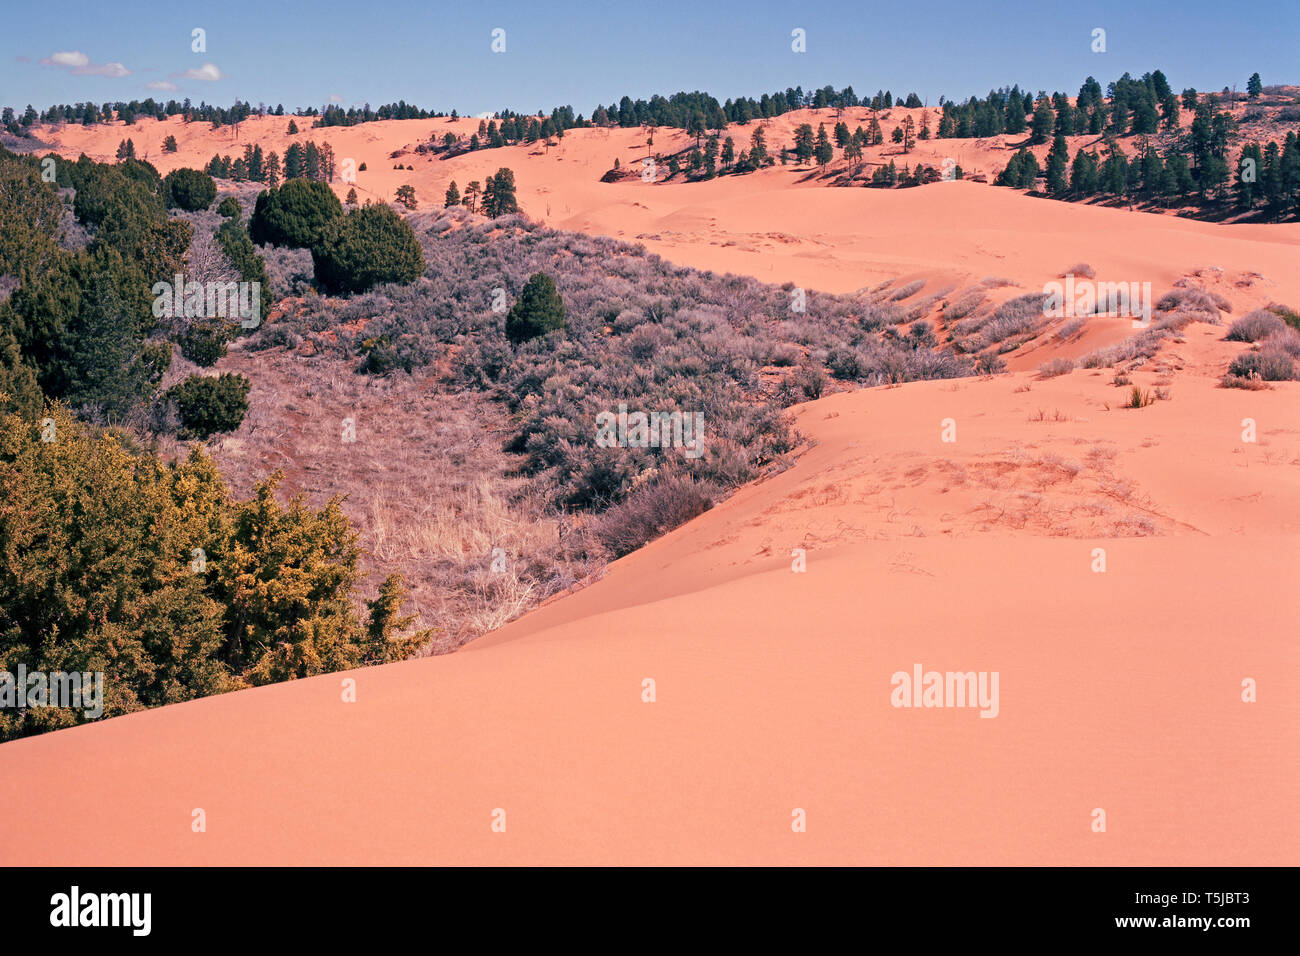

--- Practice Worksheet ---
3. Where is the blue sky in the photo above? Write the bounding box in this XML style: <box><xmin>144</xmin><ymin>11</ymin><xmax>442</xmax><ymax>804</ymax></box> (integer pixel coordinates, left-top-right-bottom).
<box><xmin>3</xmin><ymin>0</ymin><xmax>1295</xmax><ymax>116</ymax></box>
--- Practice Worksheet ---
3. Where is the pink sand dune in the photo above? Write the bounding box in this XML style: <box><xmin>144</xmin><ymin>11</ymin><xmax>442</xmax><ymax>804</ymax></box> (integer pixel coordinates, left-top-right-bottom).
<box><xmin>2</xmin><ymin>333</ymin><xmax>1296</xmax><ymax>865</ymax></box>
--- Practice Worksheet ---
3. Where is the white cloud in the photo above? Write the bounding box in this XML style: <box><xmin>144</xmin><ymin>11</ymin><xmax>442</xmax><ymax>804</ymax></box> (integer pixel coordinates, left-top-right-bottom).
<box><xmin>39</xmin><ymin>50</ymin><xmax>130</xmax><ymax>77</ymax></box>
<box><xmin>78</xmin><ymin>61</ymin><xmax>129</xmax><ymax>77</ymax></box>
<box><xmin>41</xmin><ymin>50</ymin><xmax>89</xmax><ymax>68</ymax></box>
<box><xmin>146</xmin><ymin>80</ymin><xmax>178</xmax><ymax>91</ymax></box>
<box><xmin>329</xmin><ymin>94</ymin><xmax>343</xmax><ymax>104</ymax></box>
<box><xmin>178</xmin><ymin>63</ymin><xmax>222</xmax><ymax>82</ymax></box>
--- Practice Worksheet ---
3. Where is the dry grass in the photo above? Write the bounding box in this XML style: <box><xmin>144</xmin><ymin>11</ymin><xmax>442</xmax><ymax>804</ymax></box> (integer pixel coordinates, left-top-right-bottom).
<box><xmin>175</xmin><ymin>346</ymin><xmax>603</xmax><ymax>653</ymax></box>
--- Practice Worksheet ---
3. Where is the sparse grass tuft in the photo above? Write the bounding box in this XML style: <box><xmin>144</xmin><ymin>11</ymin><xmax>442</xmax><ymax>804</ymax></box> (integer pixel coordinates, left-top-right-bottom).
<box><xmin>1125</xmin><ymin>386</ymin><xmax>1156</xmax><ymax>408</ymax></box>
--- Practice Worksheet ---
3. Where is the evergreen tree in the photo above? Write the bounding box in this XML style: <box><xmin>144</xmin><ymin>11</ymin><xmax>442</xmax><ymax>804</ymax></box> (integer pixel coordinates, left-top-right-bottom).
<box><xmin>1235</xmin><ymin>142</ymin><xmax>1263</xmax><ymax>209</ymax></box>
<box><xmin>284</xmin><ymin>142</ymin><xmax>304</xmax><ymax>180</ymax></box>
<box><xmin>1163</xmin><ymin>152</ymin><xmax>1194</xmax><ymax>199</ymax></box>
<box><xmin>482</xmin><ymin>168</ymin><xmax>518</xmax><ymax>217</ymax></box>
<box><xmin>444</xmin><ymin>180</ymin><xmax>460</xmax><ymax>208</ymax></box>
<box><xmin>362</xmin><ymin>574</ymin><xmax>431</xmax><ymax>663</ymax></box>
<box><xmin>1101</xmin><ymin>146</ymin><xmax>1129</xmax><ymax>197</ymax></box>
<box><xmin>793</xmin><ymin>124</ymin><xmax>815</xmax><ymax>164</ymax></box>
<box><xmin>1046</xmin><ymin>133</ymin><xmax>1070</xmax><ymax>195</ymax></box>
<box><xmin>1247</xmin><ymin>72</ymin><xmax>1263</xmax><ymax>99</ymax></box>
<box><xmin>814</xmin><ymin>124</ymin><xmax>833</xmax><ymax>167</ymax></box>
<box><xmin>462</xmin><ymin>180</ymin><xmax>480</xmax><ymax>212</ymax></box>
<box><xmin>703</xmin><ymin>136</ymin><xmax>719</xmax><ymax>178</ymax></box>
<box><xmin>1029</xmin><ymin>102</ymin><xmax>1054</xmax><ymax>145</ymax></box>
<box><xmin>505</xmin><ymin>272</ymin><xmax>566</xmax><ymax>343</ymax></box>
<box><xmin>263</xmin><ymin>151</ymin><xmax>281</xmax><ymax>187</ymax></box>
<box><xmin>1160</xmin><ymin>93</ymin><xmax>1181</xmax><ymax>131</ymax></box>
<box><xmin>311</xmin><ymin>203</ymin><xmax>425</xmax><ymax>294</ymax></box>
<box><xmin>248</xmin><ymin>177</ymin><xmax>342</xmax><ymax>248</ymax></box>
<box><xmin>1139</xmin><ymin>145</ymin><xmax>1165</xmax><ymax>201</ymax></box>
<box><xmin>1004</xmin><ymin>89</ymin><xmax>1027</xmax><ymax>133</ymax></box>
<box><xmin>749</xmin><ymin>127</ymin><xmax>768</xmax><ymax>168</ymax></box>
<box><xmin>1071</xmin><ymin>149</ymin><xmax>1100</xmax><ymax>197</ymax></box>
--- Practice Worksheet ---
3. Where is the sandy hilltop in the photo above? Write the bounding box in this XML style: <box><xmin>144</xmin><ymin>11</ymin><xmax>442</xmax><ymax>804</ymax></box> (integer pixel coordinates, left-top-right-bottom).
<box><xmin>0</xmin><ymin>107</ymin><xmax>1297</xmax><ymax>865</ymax></box>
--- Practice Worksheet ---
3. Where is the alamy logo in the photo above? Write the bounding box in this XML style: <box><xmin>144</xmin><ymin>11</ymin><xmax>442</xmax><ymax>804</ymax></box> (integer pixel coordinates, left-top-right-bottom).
<box><xmin>594</xmin><ymin>403</ymin><xmax>705</xmax><ymax>459</ymax></box>
<box><xmin>890</xmin><ymin>664</ymin><xmax>1000</xmax><ymax>718</ymax></box>
<box><xmin>0</xmin><ymin>665</ymin><xmax>103</xmax><ymax>718</ymax></box>
<box><xmin>151</xmin><ymin>273</ymin><xmax>261</xmax><ymax>328</ymax></box>
<box><xmin>50</xmin><ymin>886</ymin><xmax>151</xmax><ymax>936</ymax></box>
<box><xmin>1042</xmin><ymin>275</ymin><xmax>1152</xmax><ymax>328</ymax></box>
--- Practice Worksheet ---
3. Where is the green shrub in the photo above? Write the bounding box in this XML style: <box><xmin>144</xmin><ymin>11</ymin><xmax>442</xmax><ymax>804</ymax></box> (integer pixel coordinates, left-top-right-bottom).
<box><xmin>0</xmin><ymin>407</ymin><xmax>428</xmax><ymax>741</ymax></box>
<box><xmin>216</xmin><ymin>196</ymin><xmax>241</xmax><ymax>219</ymax></box>
<box><xmin>168</xmin><ymin>372</ymin><xmax>251</xmax><ymax>438</ymax></box>
<box><xmin>311</xmin><ymin>203</ymin><xmax>424</xmax><ymax>294</ymax></box>
<box><xmin>164</xmin><ymin>167</ymin><xmax>217</xmax><ymax>211</ymax></box>
<box><xmin>248</xmin><ymin>178</ymin><xmax>342</xmax><ymax>249</ymax></box>
<box><xmin>216</xmin><ymin>218</ymin><xmax>273</xmax><ymax>322</ymax></box>
<box><xmin>1265</xmin><ymin>302</ymin><xmax>1300</xmax><ymax>332</ymax></box>
<box><xmin>505</xmin><ymin>271</ymin><xmax>566</xmax><ymax>343</ymax></box>
<box><xmin>179</xmin><ymin>320</ymin><xmax>235</xmax><ymax>367</ymax></box>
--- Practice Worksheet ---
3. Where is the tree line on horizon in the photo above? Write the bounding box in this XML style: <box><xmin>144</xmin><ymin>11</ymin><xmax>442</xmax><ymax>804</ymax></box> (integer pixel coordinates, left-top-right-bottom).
<box><xmin>5</xmin><ymin>69</ymin><xmax>1288</xmax><ymax>162</ymax></box>
<box><xmin>2</xmin><ymin>97</ymin><xmax>451</xmax><ymax>136</ymax></box>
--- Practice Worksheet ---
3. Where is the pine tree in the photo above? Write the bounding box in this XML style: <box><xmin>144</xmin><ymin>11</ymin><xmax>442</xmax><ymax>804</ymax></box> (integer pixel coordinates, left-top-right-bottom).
<box><xmin>1247</xmin><ymin>73</ymin><xmax>1263</xmax><ymax>99</ymax></box>
<box><xmin>1029</xmin><ymin>102</ymin><xmax>1054</xmax><ymax>145</ymax></box>
<box><xmin>1140</xmin><ymin>146</ymin><xmax>1165</xmax><ymax>202</ymax></box>
<box><xmin>793</xmin><ymin>124</ymin><xmax>815</xmax><ymax>164</ymax></box>
<box><xmin>482</xmin><ymin>168</ymin><xmax>518</xmax><ymax>217</ymax></box>
<box><xmin>749</xmin><ymin>126</ymin><xmax>768</xmax><ymax>168</ymax></box>
<box><xmin>703</xmin><ymin>136</ymin><xmax>719</xmax><ymax>178</ymax></box>
<box><xmin>1101</xmin><ymin>146</ymin><xmax>1128</xmax><ymax>197</ymax></box>
<box><xmin>444</xmin><ymin>180</ymin><xmax>460</xmax><ymax>208</ymax></box>
<box><xmin>1004</xmin><ymin>90</ymin><xmax>1026</xmax><ymax>134</ymax></box>
<box><xmin>1046</xmin><ymin>133</ymin><xmax>1070</xmax><ymax>195</ymax></box>
<box><xmin>284</xmin><ymin>142</ymin><xmax>304</xmax><ymax>180</ymax></box>
<box><xmin>462</xmin><ymin>180</ymin><xmax>481</xmax><ymax>213</ymax></box>
<box><xmin>814</xmin><ymin>124</ymin><xmax>833</xmax><ymax>167</ymax></box>
<box><xmin>1160</xmin><ymin>93</ymin><xmax>1181</xmax><ymax>131</ymax></box>
<box><xmin>1071</xmin><ymin>149</ymin><xmax>1100</xmax><ymax>197</ymax></box>
<box><xmin>395</xmin><ymin>184</ymin><xmax>417</xmax><ymax>210</ymax></box>
<box><xmin>505</xmin><ymin>272</ymin><xmax>566</xmax><ymax>343</ymax></box>
<box><xmin>263</xmin><ymin>151</ymin><xmax>281</xmax><ymax>187</ymax></box>
<box><xmin>901</xmin><ymin>116</ymin><xmax>916</xmax><ymax>153</ymax></box>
